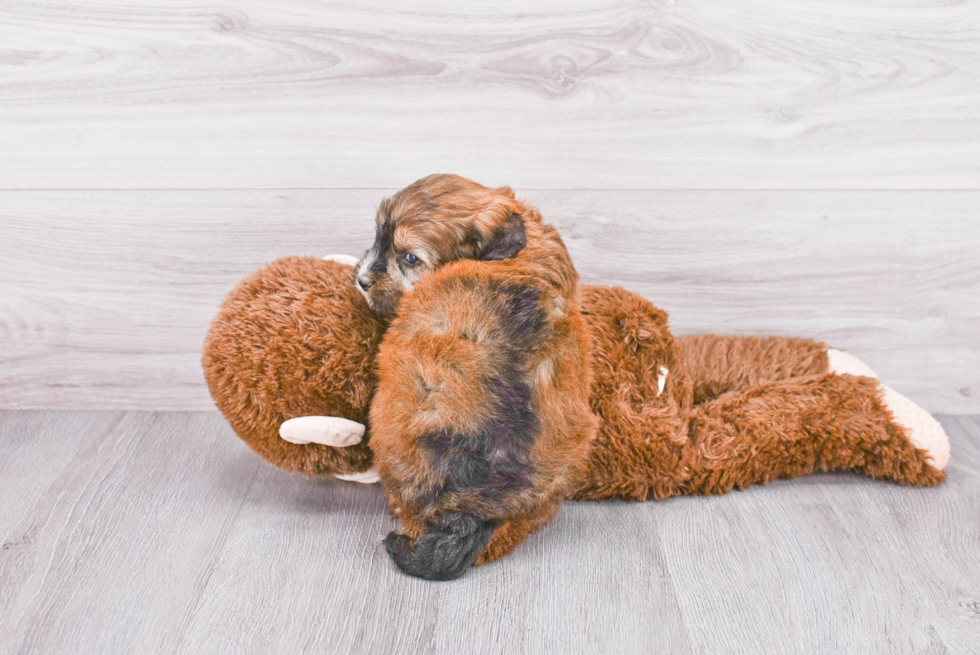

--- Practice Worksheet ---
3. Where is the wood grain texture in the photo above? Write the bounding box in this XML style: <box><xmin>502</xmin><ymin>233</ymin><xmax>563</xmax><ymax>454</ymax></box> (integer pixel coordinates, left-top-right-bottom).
<box><xmin>1</xmin><ymin>0</ymin><xmax>977</xmax><ymax>189</ymax></box>
<box><xmin>2</xmin><ymin>189</ymin><xmax>977</xmax><ymax>412</ymax></box>
<box><xmin>0</xmin><ymin>410</ymin><xmax>978</xmax><ymax>653</ymax></box>
<box><xmin>0</xmin><ymin>412</ymin><xmax>261</xmax><ymax>653</ymax></box>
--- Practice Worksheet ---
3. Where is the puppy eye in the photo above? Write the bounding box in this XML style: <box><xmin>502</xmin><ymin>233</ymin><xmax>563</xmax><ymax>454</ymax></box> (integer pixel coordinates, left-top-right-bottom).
<box><xmin>399</xmin><ymin>252</ymin><xmax>421</xmax><ymax>267</ymax></box>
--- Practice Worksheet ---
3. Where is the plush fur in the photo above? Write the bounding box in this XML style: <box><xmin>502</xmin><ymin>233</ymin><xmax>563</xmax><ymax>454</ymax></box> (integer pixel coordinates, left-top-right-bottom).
<box><xmin>365</xmin><ymin>177</ymin><xmax>597</xmax><ymax>579</ymax></box>
<box><xmin>202</xmin><ymin>179</ymin><xmax>947</xmax><ymax>579</ymax></box>
<box><xmin>202</xmin><ymin>257</ymin><xmax>385</xmax><ymax>477</ymax></box>
<box><xmin>575</xmin><ymin>305</ymin><xmax>944</xmax><ymax>501</ymax></box>
<box><xmin>202</xmin><ymin>257</ymin><xmax>945</xmax><ymax>578</ymax></box>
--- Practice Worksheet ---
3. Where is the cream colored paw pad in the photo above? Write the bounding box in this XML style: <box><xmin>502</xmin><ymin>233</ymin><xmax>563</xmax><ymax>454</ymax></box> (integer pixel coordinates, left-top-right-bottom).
<box><xmin>279</xmin><ymin>416</ymin><xmax>366</xmax><ymax>447</ymax></box>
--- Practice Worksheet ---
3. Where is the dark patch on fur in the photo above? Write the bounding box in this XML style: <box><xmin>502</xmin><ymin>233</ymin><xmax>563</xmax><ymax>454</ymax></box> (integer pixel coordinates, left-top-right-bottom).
<box><xmin>480</xmin><ymin>212</ymin><xmax>526</xmax><ymax>261</ymax></box>
<box><xmin>368</xmin><ymin>217</ymin><xmax>395</xmax><ymax>274</ymax></box>
<box><xmin>422</xmin><ymin>423</ymin><xmax>535</xmax><ymax>502</ymax></box>
<box><xmin>420</xmin><ymin>282</ymin><xmax>546</xmax><ymax>502</ymax></box>
<box><xmin>384</xmin><ymin>512</ymin><xmax>497</xmax><ymax>581</ymax></box>
<box><xmin>499</xmin><ymin>283</ymin><xmax>546</xmax><ymax>337</ymax></box>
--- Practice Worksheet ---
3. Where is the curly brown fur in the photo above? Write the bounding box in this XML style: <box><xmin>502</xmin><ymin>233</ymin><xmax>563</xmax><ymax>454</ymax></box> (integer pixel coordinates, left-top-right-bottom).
<box><xmin>369</xmin><ymin>177</ymin><xmax>597</xmax><ymax>580</ymax></box>
<box><xmin>203</xmin><ymin>227</ymin><xmax>945</xmax><ymax>577</ymax></box>
<box><xmin>681</xmin><ymin>371</ymin><xmax>945</xmax><ymax>495</ymax></box>
<box><xmin>676</xmin><ymin>334</ymin><xmax>830</xmax><ymax>404</ymax></box>
<box><xmin>577</xmin><ymin>305</ymin><xmax>945</xmax><ymax>501</ymax></box>
<box><xmin>573</xmin><ymin>285</ymin><xmax>694</xmax><ymax>501</ymax></box>
<box><xmin>202</xmin><ymin>257</ymin><xmax>385</xmax><ymax>476</ymax></box>
<box><xmin>203</xmin><ymin>263</ymin><xmax>944</xmax><ymax>507</ymax></box>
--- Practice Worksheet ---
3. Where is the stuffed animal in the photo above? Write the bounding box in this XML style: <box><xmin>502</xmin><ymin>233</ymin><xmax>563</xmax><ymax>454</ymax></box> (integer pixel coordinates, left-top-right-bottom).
<box><xmin>202</xmin><ymin>255</ymin><xmax>950</xmax><ymax>573</ymax></box>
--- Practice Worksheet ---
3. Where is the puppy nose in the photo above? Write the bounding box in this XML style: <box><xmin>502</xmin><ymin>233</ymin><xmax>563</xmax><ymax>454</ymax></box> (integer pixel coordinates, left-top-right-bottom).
<box><xmin>357</xmin><ymin>276</ymin><xmax>372</xmax><ymax>291</ymax></box>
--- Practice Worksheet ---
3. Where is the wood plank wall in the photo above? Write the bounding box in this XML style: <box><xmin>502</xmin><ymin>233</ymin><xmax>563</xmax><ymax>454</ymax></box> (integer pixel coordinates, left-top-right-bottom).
<box><xmin>1</xmin><ymin>1</ymin><xmax>978</xmax><ymax>412</ymax></box>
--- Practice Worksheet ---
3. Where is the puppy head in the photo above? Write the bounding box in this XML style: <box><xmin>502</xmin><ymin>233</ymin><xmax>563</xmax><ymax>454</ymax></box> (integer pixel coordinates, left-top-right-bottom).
<box><xmin>355</xmin><ymin>174</ymin><xmax>531</xmax><ymax>318</ymax></box>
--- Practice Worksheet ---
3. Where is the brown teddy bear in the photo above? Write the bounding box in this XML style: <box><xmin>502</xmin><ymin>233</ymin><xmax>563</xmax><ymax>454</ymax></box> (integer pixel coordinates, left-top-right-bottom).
<box><xmin>202</xmin><ymin>254</ymin><xmax>950</xmax><ymax>577</ymax></box>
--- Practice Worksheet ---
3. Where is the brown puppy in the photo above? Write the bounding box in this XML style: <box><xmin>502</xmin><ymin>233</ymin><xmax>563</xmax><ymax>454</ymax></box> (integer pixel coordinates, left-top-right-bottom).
<box><xmin>364</xmin><ymin>175</ymin><xmax>597</xmax><ymax>580</ymax></box>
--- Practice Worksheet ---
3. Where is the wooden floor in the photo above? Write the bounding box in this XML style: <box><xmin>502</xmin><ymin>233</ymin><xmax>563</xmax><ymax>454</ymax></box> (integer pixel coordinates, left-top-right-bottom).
<box><xmin>1</xmin><ymin>410</ymin><xmax>978</xmax><ymax>654</ymax></box>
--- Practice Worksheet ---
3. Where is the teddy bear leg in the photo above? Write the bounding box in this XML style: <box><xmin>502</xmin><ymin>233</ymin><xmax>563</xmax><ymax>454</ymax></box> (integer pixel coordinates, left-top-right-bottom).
<box><xmin>682</xmin><ymin>372</ymin><xmax>946</xmax><ymax>496</ymax></box>
<box><xmin>826</xmin><ymin>349</ymin><xmax>950</xmax><ymax>470</ymax></box>
<box><xmin>675</xmin><ymin>334</ymin><xmax>829</xmax><ymax>404</ymax></box>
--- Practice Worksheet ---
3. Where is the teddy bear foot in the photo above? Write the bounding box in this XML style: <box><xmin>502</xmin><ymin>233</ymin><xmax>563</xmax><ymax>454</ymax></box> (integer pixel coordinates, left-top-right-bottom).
<box><xmin>279</xmin><ymin>416</ymin><xmax>365</xmax><ymax>447</ymax></box>
<box><xmin>827</xmin><ymin>349</ymin><xmax>950</xmax><ymax>470</ymax></box>
<box><xmin>878</xmin><ymin>384</ymin><xmax>951</xmax><ymax>470</ymax></box>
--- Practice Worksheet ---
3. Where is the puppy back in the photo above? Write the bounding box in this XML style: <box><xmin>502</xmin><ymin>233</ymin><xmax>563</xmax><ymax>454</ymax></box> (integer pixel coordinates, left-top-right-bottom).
<box><xmin>371</xmin><ymin>224</ymin><xmax>596</xmax><ymax>528</ymax></box>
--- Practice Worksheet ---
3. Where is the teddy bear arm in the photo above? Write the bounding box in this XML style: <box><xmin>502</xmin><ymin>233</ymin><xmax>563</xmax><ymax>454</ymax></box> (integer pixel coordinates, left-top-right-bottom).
<box><xmin>278</xmin><ymin>417</ymin><xmax>381</xmax><ymax>482</ymax></box>
<box><xmin>280</xmin><ymin>416</ymin><xmax>365</xmax><ymax>447</ymax></box>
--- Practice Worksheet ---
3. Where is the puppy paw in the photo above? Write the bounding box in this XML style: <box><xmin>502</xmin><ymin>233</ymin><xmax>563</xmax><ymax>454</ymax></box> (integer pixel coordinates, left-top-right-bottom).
<box><xmin>279</xmin><ymin>416</ymin><xmax>365</xmax><ymax>447</ymax></box>
<box><xmin>827</xmin><ymin>349</ymin><xmax>879</xmax><ymax>378</ymax></box>
<box><xmin>322</xmin><ymin>254</ymin><xmax>359</xmax><ymax>267</ymax></box>
<box><xmin>334</xmin><ymin>469</ymin><xmax>381</xmax><ymax>484</ymax></box>
<box><xmin>880</xmin><ymin>385</ymin><xmax>951</xmax><ymax>470</ymax></box>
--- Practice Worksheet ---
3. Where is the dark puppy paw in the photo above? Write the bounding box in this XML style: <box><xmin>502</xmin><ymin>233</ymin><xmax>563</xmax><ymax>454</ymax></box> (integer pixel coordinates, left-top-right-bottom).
<box><xmin>383</xmin><ymin>512</ymin><xmax>497</xmax><ymax>581</ymax></box>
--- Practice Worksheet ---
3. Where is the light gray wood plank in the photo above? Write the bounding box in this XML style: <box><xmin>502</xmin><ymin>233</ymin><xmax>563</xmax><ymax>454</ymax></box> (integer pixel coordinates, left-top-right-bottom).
<box><xmin>657</xmin><ymin>415</ymin><xmax>980</xmax><ymax>654</ymax></box>
<box><xmin>177</xmin><ymin>461</ymin><xmax>693</xmax><ymax>654</ymax></box>
<box><xmin>419</xmin><ymin>502</ymin><xmax>691</xmax><ymax>655</ymax></box>
<box><xmin>2</xmin><ymin>189</ymin><xmax>976</xmax><ymax>412</ymax></box>
<box><xmin>0</xmin><ymin>411</ymin><xmax>260</xmax><ymax>654</ymax></box>
<box><xmin>1</xmin><ymin>411</ymin><xmax>977</xmax><ymax>654</ymax></box>
<box><xmin>173</xmin><ymin>465</ymin><xmax>439</xmax><ymax>654</ymax></box>
<box><xmin>0</xmin><ymin>189</ymin><xmax>378</xmax><ymax>411</ymax></box>
<box><xmin>881</xmin><ymin>415</ymin><xmax>980</xmax><ymax>654</ymax></box>
<box><xmin>0</xmin><ymin>411</ymin><xmax>129</xmax><ymax>626</ymax></box>
<box><xmin>0</xmin><ymin>410</ymin><xmax>692</xmax><ymax>654</ymax></box>
<box><xmin>538</xmin><ymin>189</ymin><xmax>980</xmax><ymax>414</ymax></box>
<box><xmin>0</xmin><ymin>0</ymin><xmax>977</xmax><ymax>189</ymax></box>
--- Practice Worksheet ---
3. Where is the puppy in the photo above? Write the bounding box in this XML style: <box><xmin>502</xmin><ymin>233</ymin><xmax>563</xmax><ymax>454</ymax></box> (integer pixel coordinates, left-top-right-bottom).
<box><xmin>362</xmin><ymin>175</ymin><xmax>598</xmax><ymax>580</ymax></box>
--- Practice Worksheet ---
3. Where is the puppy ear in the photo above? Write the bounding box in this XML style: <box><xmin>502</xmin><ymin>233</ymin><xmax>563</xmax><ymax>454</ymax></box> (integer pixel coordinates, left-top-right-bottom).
<box><xmin>479</xmin><ymin>212</ymin><xmax>526</xmax><ymax>260</ymax></box>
